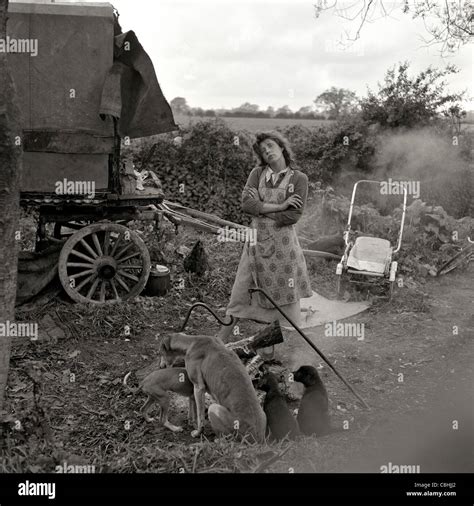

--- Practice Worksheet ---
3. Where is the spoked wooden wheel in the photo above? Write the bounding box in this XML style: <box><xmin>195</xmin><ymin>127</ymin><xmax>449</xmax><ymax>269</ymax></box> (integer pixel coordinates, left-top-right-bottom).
<box><xmin>58</xmin><ymin>223</ymin><xmax>151</xmax><ymax>304</ymax></box>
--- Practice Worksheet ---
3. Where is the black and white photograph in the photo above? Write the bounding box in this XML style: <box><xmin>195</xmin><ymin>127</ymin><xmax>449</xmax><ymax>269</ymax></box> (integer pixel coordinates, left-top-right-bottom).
<box><xmin>0</xmin><ymin>0</ymin><xmax>472</xmax><ymax>503</ymax></box>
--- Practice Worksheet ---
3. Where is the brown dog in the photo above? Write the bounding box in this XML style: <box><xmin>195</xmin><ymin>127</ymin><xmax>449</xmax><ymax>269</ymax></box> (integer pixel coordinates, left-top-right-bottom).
<box><xmin>292</xmin><ymin>365</ymin><xmax>331</xmax><ymax>436</ymax></box>
<box><xmin>160</xmin><ymin>333</ymin><xmax>266</xmax><ymax>442</ymax></box>
<box><xmin>123</xmin><ymin>368</ymin><xmax>195</xmax><ymax>432</ymax></box>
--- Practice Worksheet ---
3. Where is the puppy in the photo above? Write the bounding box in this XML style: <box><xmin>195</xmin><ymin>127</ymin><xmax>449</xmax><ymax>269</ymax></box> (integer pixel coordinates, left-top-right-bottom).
<box><xmin>160</xmin><ymin>333</ymin><xmax>266</xmax><ymax>442</ymax></box>
<box><xmin>292</xmin><ymin>365</ymin><xmax>331</xmax><ymax>436</ymax></box>
<box><xmin>123</xmin><ymin>367</ymin><xmax>195</xmax><ymax>432</ymax></box>
<box><xmin>255</xmin><ymin>371</ymin><xmax>301</xmax><ymax>441</ymax></box>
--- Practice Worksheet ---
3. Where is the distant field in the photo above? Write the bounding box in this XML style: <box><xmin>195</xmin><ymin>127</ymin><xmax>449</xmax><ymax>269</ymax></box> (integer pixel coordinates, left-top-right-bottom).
<box><xmin>173</xmin><ymin>114</ymin><xmax>474</xmax><ymax>134</ymax></box>
<box><xmin>173</xmin><ymin>114</ymin><xmax>334</xmax><ymax>132</ymax></box>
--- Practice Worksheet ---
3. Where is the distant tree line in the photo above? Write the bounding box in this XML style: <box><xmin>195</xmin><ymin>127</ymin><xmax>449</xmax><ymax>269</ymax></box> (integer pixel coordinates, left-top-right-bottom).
<box><xmin>170</xmin><ymin>87</ymin><xmax>361</xmax><ymax>121</ymax></box>
<box><xmin>170</xmin><ymin>77</ymin><xmax>469</xmax><ymax>126</ymax></box>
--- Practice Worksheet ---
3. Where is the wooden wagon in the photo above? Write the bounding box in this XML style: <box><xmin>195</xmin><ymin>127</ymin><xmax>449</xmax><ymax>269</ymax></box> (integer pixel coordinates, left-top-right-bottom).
<box><xmin>7</xmin><ymin>1</ymin><xmax>224</xmax><ymax>304</ymax></box>
<box><xmin>8</xmin><ymin>1</ymin><xmax>323</xmax><ymax>306</ymax></box>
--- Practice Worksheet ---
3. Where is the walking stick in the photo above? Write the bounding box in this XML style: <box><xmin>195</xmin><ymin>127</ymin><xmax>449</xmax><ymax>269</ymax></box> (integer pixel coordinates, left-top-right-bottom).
<box><xmin>249</xmin><ymin>287</ymin><xmax>370</xmax><ymax>410</ymax></box>
<box><xmin>179</xmin><ymin>302</ymin><xmax>234</xmax><ymax>332</ymax></box>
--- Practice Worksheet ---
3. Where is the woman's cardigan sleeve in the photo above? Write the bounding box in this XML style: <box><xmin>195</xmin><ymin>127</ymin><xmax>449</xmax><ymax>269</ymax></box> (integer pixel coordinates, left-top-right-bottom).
<box><xmin>240</xmin><ymin>166</ymin><xmax>308</xmax><ymax>226</ymax></box>
<box><xmin>241</xmin><ymin>166</ymin><xmax>264</xmax><ymax>216</ymax></box>
<box><xmin>270</xmin><ymin>171</ymin><xmax>308</xmax><ymax>227</ymax></box>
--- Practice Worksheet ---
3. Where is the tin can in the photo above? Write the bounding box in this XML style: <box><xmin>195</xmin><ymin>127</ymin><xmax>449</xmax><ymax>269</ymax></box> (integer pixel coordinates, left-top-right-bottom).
<box><xmin>143</xmin><ymin>265</ymin><xmax>171</xmax><ymax>296</ymax></box>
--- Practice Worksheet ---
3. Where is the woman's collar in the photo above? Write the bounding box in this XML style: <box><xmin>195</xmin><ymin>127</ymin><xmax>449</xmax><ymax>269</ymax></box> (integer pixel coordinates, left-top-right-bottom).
<box><xmin>265</xmin><ymin>165</ymin><xmax>289</xmax><ymax>183</ymax></box>
<box><xmin>265</xmin><ymin>164</ymin><xmax>289</xmax><ymax>174</ymax></box>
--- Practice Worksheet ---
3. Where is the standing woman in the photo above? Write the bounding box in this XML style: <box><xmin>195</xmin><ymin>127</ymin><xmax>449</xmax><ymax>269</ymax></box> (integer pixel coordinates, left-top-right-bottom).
<box><xmin>218</xmin><ymin>131</ymin><xmax>312</xmax><ymax>342</ymax></box>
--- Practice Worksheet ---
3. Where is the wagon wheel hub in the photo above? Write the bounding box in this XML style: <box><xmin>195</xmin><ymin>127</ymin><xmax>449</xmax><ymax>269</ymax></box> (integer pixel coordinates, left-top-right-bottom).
<box><xmin>94</xmin><ymin>256</ymin><xmax>117</xmax><ymax>280</ymax></box>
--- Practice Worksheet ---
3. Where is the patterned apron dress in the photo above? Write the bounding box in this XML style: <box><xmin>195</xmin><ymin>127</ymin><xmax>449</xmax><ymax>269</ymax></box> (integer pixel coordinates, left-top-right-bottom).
<box><xmin>226</xmin><ymin>167</ymin><xmax>313</xmax><ymax>327</ymax></box>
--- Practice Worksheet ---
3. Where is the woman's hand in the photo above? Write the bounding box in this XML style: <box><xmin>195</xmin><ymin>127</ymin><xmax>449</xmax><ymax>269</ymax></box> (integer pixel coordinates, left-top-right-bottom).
<box><xmin>246</xmin><ymin>187</ymin><xmax>260</xmax><ymax>201</ymax></box>
<box><xmin>283</xmin><ymin>194</ymin><xmax>303</xmax><ymax>210</ymax></box>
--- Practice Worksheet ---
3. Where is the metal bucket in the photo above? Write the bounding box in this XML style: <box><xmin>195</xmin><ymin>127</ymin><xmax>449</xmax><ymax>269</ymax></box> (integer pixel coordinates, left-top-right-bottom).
<box><xmin>143</xmin><ymin>265</ymin><xmax>171</xmax><ymax>297</ymax></box>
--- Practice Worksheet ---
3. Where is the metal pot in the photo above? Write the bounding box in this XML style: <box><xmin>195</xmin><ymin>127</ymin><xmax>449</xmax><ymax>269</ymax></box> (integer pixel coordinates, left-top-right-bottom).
<box><xmin>143</xmin><ymin>265</ymin><xmax>171</xmax><ymax>297</ymax></box>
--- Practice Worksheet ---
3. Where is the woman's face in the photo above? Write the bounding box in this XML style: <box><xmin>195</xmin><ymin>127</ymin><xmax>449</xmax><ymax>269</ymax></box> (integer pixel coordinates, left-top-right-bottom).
<box><xmin>259</xmin><ymin>138</ymin><xmax>284</xmax><ymax>164</ymax></box>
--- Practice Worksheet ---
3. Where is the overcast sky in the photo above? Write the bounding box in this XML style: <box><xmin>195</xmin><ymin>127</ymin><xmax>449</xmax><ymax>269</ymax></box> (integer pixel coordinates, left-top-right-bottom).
<box><xmin>112</xmin><ymin>0</ymin><xmax>472</xmax><ymax>111</ymax></box>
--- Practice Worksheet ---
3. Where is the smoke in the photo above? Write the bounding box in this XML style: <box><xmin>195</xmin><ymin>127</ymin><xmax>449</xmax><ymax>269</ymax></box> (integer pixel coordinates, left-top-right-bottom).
<box><xmin>331</xmin><ymin>126</ymin><xmax>472</xmax><ymax>218</ymax></box>
<box><xmin>372</xmin><ymin>127</ymin><xmax>471</xmax><ymax>215</ymax></box>
<box><xmin>375</xmin><ymin>127</ymin><xmax>465</xmax><ymax>177</ymax></box>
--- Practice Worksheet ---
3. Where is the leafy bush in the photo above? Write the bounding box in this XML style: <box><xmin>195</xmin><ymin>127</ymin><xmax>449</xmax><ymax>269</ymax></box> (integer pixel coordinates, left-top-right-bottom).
<box><xmin>361</xmin><ymin>62</ymin><xmax>464</xmax><ymax>128</ymax></box>
<box><xmin>280</xmin><ymin>115</ymin><xmax>376</xmax><ymax>184</ymax></box>
<box><xmin>124</xmin><ymin>112</ymin><xmax>472</xmax><ymax>225</ymax></box>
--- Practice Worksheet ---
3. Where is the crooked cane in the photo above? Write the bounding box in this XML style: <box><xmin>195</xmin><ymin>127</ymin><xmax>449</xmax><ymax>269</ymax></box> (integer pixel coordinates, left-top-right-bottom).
<box><xmin>179</xmin><ymin>301</ymin><xmax>234</xmax><ymax>332</ymax></box>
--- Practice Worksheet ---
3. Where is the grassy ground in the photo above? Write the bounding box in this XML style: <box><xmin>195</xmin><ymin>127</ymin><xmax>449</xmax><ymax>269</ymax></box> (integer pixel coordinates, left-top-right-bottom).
<box><xmin>2</xmin><ymin>217</ymin><xmax>473</xmax><ymax>473</ymax></box>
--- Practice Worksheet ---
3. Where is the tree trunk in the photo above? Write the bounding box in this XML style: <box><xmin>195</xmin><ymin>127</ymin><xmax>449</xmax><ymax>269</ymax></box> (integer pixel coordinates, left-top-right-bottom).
<box><xmin>0</xmin><ymin>0</ymin><xmax>23</xmax><ymax>411</ymax></box>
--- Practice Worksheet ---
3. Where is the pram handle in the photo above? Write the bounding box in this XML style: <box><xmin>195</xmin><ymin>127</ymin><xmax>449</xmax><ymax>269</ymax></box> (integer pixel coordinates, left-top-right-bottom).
<box><xmin>345</xmin><ymin>180</ymin><xmax>407</xmax><ymax>254</ymax></box>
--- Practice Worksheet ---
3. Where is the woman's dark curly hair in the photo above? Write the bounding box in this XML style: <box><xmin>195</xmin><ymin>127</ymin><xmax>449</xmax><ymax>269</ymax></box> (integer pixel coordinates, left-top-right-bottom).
<box><xmin>252</xmin><ymin>131</ymin><xmax>296</xmax><ymax>167</ymax></box>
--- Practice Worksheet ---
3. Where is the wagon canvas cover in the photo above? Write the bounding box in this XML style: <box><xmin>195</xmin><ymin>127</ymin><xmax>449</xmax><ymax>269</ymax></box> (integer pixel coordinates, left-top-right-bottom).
<box><xmin>7</xmin><ymin>0</ymin><xmax>176</xmax><ymax>193</ymax></box>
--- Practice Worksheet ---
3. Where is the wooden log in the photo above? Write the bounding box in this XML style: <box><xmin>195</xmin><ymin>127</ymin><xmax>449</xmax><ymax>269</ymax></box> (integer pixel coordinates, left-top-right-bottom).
<box><xmin>245</xmin><ymin>353</ymin><xmax>265</xmax><ymax>376</ymax></box>
<box><xmin>303</xmin><ymin>249</ymin><xmax>341</xmax><ymax>260</ymax></box>
<box><xmin>307</xmin><ymin>233</ymin><xmax>345</xmax><ymax>255</ymax></box>
<box><xmin>226</xmin><ymin>320</ymin><xmax>284</xmax><ymax>359</ymax></box>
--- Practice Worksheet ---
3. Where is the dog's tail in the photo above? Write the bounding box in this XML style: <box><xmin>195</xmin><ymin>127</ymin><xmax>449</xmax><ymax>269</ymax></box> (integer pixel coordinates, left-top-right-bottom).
<box><xmin>123</xmin><ymin>371</ymin><xmax>140</xmax><ymax>393</ymax></box>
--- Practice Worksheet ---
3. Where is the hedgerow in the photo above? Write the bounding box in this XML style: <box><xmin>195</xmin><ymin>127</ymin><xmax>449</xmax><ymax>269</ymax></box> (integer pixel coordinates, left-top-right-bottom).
<box><xmin>123</xmin><ymin>116</ymin><xmax>472</xmax><ymax>224</ymax></box>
